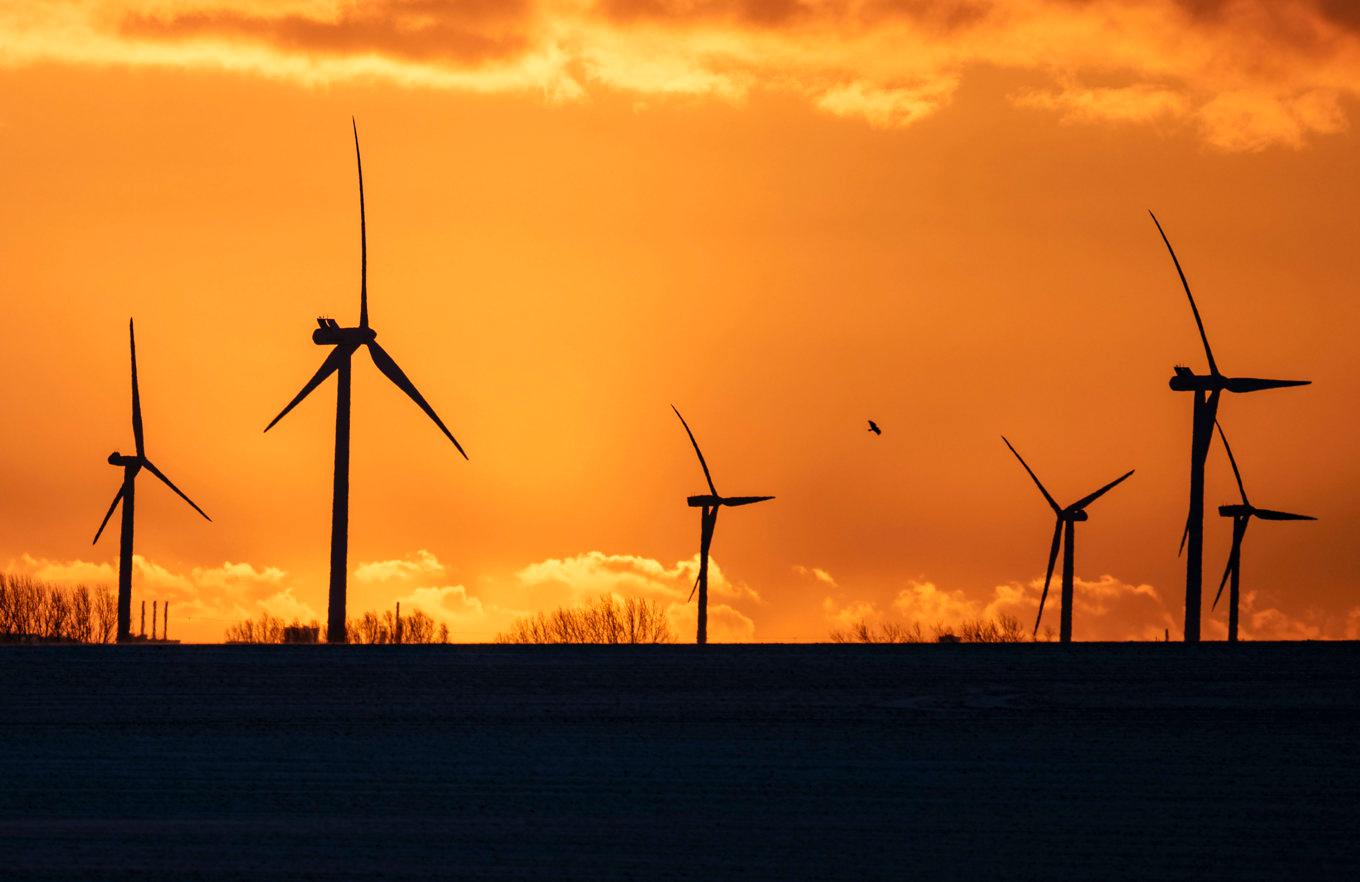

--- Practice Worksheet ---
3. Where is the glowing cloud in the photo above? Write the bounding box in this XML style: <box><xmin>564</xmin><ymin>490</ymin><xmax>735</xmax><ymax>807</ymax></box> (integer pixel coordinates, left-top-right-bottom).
<box><xmin>3</xmin><ymin>2</ymin><xmax>1359</xmax><ymax>148</ymax></box>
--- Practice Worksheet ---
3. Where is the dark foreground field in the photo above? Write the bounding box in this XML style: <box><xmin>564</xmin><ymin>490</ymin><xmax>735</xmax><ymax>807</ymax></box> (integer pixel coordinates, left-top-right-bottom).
<box><xmin>1</xmin><ymin>643</ymin><xmax>1357</xmax><ymax>880</ymax></box>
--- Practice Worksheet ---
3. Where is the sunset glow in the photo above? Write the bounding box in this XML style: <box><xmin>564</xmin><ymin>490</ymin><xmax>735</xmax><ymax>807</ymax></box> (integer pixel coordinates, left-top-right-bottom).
<box><xmin>1</xmin><ymin>0</ymin><xmax>1356</xmax><ymax>642</ymax></box>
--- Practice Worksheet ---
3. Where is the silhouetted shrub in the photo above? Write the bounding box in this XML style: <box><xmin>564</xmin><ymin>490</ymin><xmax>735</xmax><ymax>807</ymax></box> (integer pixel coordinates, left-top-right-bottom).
<box><xmin>828</xmin><ymin>620</ymin><xmax>926</xmax><ymax>643</ymax></box>
<box><xmin>346</xmin><ymin>609</ymin><xmax>446</xmax><ymax>644</ymax></box>
<box><xmin>830</xmin><ymin>613</ymin><xmax>1030</xmax><ymax>644</ymax></box>
<box><xmin>0</xmin><ymin>573</ymin><xmax>116</xmax><ymax>643</ymax></box>
<box><xmin>496</xmin><ymin>595</ymin><xmax>674</xmax><ymax>644</ymax></box>
<box><xmin>224</xmin><ymin>608</ymin><xmax>448</xmax><ymax>643</ymax></box>
<box><xmin>224</xmin><ymin>613</ymin><xmax>294</xmax><ymax>643</ymax></box>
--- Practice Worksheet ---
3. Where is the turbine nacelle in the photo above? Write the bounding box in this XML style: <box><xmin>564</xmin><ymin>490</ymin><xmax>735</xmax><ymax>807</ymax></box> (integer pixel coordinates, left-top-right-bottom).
<box><xmin>1063</xmin><ymin>509</ymin><xmax>1090</xmax><ymax>522</ymax></box>
<box><xmin>107</xmin><ymin>452</ymin><xmax>141</xmax><ymax>467</ymax></box>
<box><xmin>313</xmin><ymin>319</ymin><xmax>376</xmax><ymax>346</ymax></box>
<box><xmin>1218</xmin><ymin>503</ymin><xmax>1253</xmax><ymax>518</ymax></box>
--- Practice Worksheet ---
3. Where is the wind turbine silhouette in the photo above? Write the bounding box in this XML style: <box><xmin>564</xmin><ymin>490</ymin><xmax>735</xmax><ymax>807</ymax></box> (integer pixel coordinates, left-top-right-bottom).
<box><xmin>93</xmin><ymin>320</ymin><xmax>211</xmax><ymax>642</ymax></box>
<box><xmin>1212</xmin><ymin>421</ymin><xmax>1315</xmax><ymax>643</ymax></box>
<box><xmin>1149</xmin><ymin>211</ymin><xmax>1309</xmax><ymax>643</ymax></box>
<box><xmin>672</xmin><ymin>406</ymin><xmax>773</xmax><ymax>645</ymax></box>
<box><xmin>265</xmin><ymin>120</ymin><xmax>466</xmax><ymax>643</ymax></box>
<box><xmin>1002</xmin><ymin>437</ymin><xmax>1133</xmax><ymax>643</ymax></box>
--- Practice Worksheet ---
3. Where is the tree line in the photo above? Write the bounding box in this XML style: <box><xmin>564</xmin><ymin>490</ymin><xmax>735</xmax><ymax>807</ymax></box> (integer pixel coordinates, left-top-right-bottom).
<box><xmin>224</xmin><ymin>608</ymin><xmax>449</xmax><ymax>644</ymax></box>
<box><xmin>0</xmin><ymin>573</ymin><xmax>117</xmax><ymax>643</ymax></box>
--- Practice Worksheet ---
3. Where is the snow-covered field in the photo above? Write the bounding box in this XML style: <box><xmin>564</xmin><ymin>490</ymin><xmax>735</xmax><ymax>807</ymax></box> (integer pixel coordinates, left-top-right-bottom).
<box><xmin>0</xmin><ymin>643</ymin><xmax>1355</xmax><ymax>880</ymax></box>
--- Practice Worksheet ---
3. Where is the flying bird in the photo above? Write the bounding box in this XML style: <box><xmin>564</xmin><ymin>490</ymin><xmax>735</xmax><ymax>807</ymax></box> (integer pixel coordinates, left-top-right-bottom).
<box><xmin>868</xmin><ymin>420</ymin><xmax>881</xmax><ymax>435</ymax></box>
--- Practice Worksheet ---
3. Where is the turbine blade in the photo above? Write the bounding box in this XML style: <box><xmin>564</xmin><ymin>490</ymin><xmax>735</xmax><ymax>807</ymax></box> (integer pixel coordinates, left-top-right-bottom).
<box><xmin>1253</xmin><ymin>509</ymin><xmax>1317</xmax><ymax>521</ymax></box>
<box><xmin>1224</xmin><ymin>378</ymin><xmax>1311</xmax><ymax>393</ymax></box>
<box><xmin>130</xmin><ymin>319</ymin><xmax>145</xmax><ymax>457</ymax></box>
<box><xmin>367</xmin><ymin>341</ymin><xmax>467</xmax><ymax>458</ymax></box>
<box><xmin>690</xmin><ymin>506</ymin><xmax>718</xmax><ymax>602</ymax></box>
<box><xmin>1214</xmin><ymin>420</ymin><xmax>1249</xmax><ymax>505</ymax></box>
<box><xmin>721</xmin><ymin>495</ymin><xmax>774</xmax><ymax>507</ymax></box>
<box><xmin>143</xmin><ymin>460</ymin><xmax>211</xmax><ymax>523</ymax></box>
<box><xmin>1002</xmin><ymin>436</ymin><xmax>1060</xmax><ymax>514</ymax></box>
<box><xmin>264</xmin><ymin>346</ymin><xmax>349</xmax><ymax>432</ymax></box>
<box><xmin>353</xmin><ymin>117</ymin><xmax>368</xmax><ymax>330</ymax></box>
<box><xmin>672</xmin><ymin>405</ymin><xmax>718</xmax><ymax>496</ymax></box>
<box><xmin>1213</xmin><ymin>519</ymin><xmax>1248</xmax><ymax>610</ymax></box>
<box><xmin>1150</xmin><ymin>211</ymin><xmax>1219</xmax><ymax>376</ymax></box>
<box><xmin>1070</xmin><ymin>469</ymin><xmax>1135</xmax><ymax>512</ymax></box>
<box><xmin>92</xmin><ymin>484</ymin><xmax>126</xmax><ymax>545</ymax></box>
<box><xmin>1034</xmin><ymin>519</ymin><xmax>1062</xmax><ymax>636</ymax></box>
<box><xmin>1178</xmin><ymin>512</ymin><xmax>1190</xmax><ymax>557</ymax></box>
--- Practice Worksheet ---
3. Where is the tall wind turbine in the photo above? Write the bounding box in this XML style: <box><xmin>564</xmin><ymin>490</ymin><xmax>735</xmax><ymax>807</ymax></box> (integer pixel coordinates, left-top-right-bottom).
<box><xmin>672</xmin><ymin>406</ymin><xmax>773</xmax><ymax>645</ymax></box>
<box><xmin>1002</xmin><ymin>437</ymin><xmax>1133</xmax><ymax>643</ymax></box>
<box><xmin>1212</xmin><ymin>421</ymin><xmax>1315</xmax><ymax>643</ymax></box>
<box><xmin>265</xmin><ymin>120</ymin><xmax>466</xmax><ymax>643</ymax></box>
<box><xmin>1149</xmin><ymin>212</ymin><xmax>1309</xmax><ymax>642</ymax></box>
<box><xmin>93</xmin><ymin>320</ymin><xmax>211</xmax><ymax>642</ymax></box>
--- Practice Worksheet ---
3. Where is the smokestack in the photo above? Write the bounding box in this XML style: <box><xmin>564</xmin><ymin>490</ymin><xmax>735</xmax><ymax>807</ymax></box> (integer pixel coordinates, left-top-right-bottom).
<box><xmin>395</xmin><ymin>601</ymin><xmax>402</xmax><ymax>645</ymax></box>
<box><xmin>164</xmin><ymin>602</ymin><xmax>169</xmax><ymax>642</ymax></box>
<box><xmin>140</xmin><ymin>601</ymin><xmax>145</xmax><ymax>638</ymax></box>
<box><xmin>152</xmin><ymin>601</ymin><xmax>158</xmax><ymax>640</ymax></box>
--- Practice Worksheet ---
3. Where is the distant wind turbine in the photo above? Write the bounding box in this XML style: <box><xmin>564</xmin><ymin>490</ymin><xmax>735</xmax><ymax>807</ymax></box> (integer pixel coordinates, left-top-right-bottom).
<box><xmin>265</xmin><ymin>120</ymin><xmax>466</xmax><ymax>643</ymax></box>
<box><xmin>1149</xmin><ymin>211</ymin><xmax>1309</xmax><ymax>643</ymax></box>
<box><xmin>1002</xmin><ymin>437</ymin><xmax>1133</xmax><ymax>642</ymax></box>
<box><xmin>1212</xmin><ymin>421</ymin><xmax>1315</xmax><ymax>643</ymax></box>
<box><xmin>93</xmin><ymin>320</ymin><xmax>211</xmax><ymax>642</ymax></box>
<box><xmin>672</xmin><ymin>406</ymin><xmax>773</xmax><ymax>645</ymax></box>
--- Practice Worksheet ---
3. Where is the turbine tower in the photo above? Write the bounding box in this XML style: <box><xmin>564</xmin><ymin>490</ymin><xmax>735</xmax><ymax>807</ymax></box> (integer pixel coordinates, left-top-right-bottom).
<box><xmin>1212</xmin><ymin>421</ymin><xmax>1315</xmax><ymax>643</ymax></box>
<box><xmin>1002</xmin><ymin>437</ymin><xmax>1133</xmax><ymax>642</ymax></box>
<box><xmin>265</xmin><ymin>120</ymin><xmax>466</xmax><ymax>643</ymax></box>
<box><xmin>672</xmin><ymin>406</ymin><xmax>773</xmax><ymax>645</ymax></box>
<box><xmin>93</xmin><ymin>320</ymin><xmax>211</xmax><ymax>642</ymax></box>
<box><xmin>1149</xmin><ymin>212</ymin><xmax>1309</xmax><ymax>642</ymax></box>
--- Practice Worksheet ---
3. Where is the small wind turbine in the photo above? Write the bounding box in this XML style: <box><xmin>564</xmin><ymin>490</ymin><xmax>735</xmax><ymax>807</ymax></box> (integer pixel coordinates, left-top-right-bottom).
<box><xmin>672</xmin><ymin>406</ymin><xmax>773</xmax><ymax>645</ymax></box>
<box><xmin>1149</xmin><ymin>212</ymin><xmax>1309</xmax><ymax>643</ymax></box>
<box><xmin>265</xmin><ymin>120</ymin><xmax>466</xmax><ymax>643</ymax></box>
<box><xmin>1002</xmin><ymin>437</ymin><xmax>1133</xmax><ymax>642</ymax></box>
<box><xmin>1212</xmin><ymin>421</ymin><xmax>1315</xmax><ymax>643</ymax></box>
<box><xmin>93</xmin><ymin>320</ymin><xmax>211</xmax><ymax>642</ymax></box>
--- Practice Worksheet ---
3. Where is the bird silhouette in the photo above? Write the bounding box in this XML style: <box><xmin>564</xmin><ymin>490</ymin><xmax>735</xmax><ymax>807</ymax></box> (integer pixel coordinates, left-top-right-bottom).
<box><xmin>868</xmin><ymin>420</ymin><xmax>881</xmax><ymax>435</ymax></box>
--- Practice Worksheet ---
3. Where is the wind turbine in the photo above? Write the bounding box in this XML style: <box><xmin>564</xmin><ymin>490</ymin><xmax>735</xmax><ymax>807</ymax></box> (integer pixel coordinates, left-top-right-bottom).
<box><xmin>1149</xmin><ymin>211</ymin><xmax>1309</xmax><ymax>642</ymax></box>
<box><xmin>1002</xmin><ymin>437</ymin><xmax>1133</xmax><ymax>642</ymax></box>
<box><xmin>1212</xmin><ymin>421</ymin><xmax>1315</xmax><ymax>643</ymax></box>
<box><xmin>672</xmin><ymin>406</ymin><xmax>773</xmax><ymax>645</ymax></box>
<box><xmin>92</xmin><ymin>320</ymin><xmax>211</xmax><ymax>642</ymax></box>
<box><xmin>265</xmin><ymin>120</ymin><xmax>466</xmax><ymax>643</ymax></box>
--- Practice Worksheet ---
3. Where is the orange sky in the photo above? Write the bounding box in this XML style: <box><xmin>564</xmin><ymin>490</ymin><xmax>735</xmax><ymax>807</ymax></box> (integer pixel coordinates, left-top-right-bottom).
<box><xmin>2</xmin><ymin>0</ymin><xmax>1358</xmax><ymax>642</ymax></box>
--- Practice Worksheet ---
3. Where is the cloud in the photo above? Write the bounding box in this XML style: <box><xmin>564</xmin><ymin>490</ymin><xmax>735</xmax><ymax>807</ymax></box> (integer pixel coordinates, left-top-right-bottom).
<box><xmin>3</xmin><ymin>2</ymin><xmax>1360</xmax><ymax>148</ymax></box>
<box><xmin>392</xmin><ymin>584</ymin><xmax>526</xmax><ymax>640</ymax></box>
<box><xmin>794</xmin><ymin>564</ymin><xmax>838</xmax><ymax>587</ymax></box>
<box><xmin>514</xmin><ymin>550</ymin><xmax>762</xmax><ymax>641</ymax></box>
<box><xmin>4</xmin><ymin>552</ymin><xmax>309</xmax><ymax>640</ymax></box>
<box><xmin>823</xmin><ymin>574</ymin><xmax>1180</xmax><ymax>641</ymax></box>
<box><xmin>354</xmin><ymin>549</ymin><xmax>445</xmax><ymax>583</ymax></box>
<box><xmin>517</xmin><ymin>549</ymin><xmax>761</xmax><ymax>604</ymax></box>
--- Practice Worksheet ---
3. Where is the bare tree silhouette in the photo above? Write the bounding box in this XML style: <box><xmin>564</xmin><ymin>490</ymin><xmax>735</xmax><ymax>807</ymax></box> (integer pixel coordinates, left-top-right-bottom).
<box><xmin>0</xmin><ymin>573</ymin><xmax>118</xmax><ymax>643</ymax></box>
<box><xmin>496</xmin><ymin>595</ymin><xmax>674</xmax><ymax>644</ymax></box>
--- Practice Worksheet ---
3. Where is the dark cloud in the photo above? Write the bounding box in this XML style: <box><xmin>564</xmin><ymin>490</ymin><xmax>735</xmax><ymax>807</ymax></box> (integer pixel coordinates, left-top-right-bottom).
<box><xmin>121</xmin><ymin>0</ymin><xmax>538</xmax><ymax>66</ymax></box>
